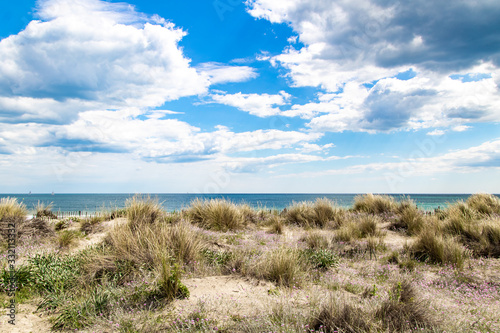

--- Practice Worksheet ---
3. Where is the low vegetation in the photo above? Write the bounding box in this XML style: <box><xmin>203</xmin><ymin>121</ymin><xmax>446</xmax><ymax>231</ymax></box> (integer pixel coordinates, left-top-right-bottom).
<box><xmin>1</xmin><ymin>193</ymin><xmax>499</xmax><ymax>332</ymax></box>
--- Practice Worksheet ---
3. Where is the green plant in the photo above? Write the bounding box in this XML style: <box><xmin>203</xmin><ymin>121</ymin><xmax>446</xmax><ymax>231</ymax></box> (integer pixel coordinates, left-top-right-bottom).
<box><xmin>302</xmin><ymin>249</ymin><xmax>339</xmax><ymax>269</ymax></box>
<box><xmin>54</xmin><ymin>220</ymin><xmax>69</xmax><ymax>231</ymax></box>
<box><xmin>260</xmin><ymin>247</ymin><xmax>306</xmax><ymax>287</ymax></box>
<box><xmin>158</xmin><ymin>260</ymin><xmax>189</xmax><ymax>301</ymax></box>
<box><xmin>57</xmin><ymin>230</ymin><xmax>79</xmax><ymax>248</ymax></box>
<box><xmin>410</xmin><ymin>229</ymin><xmax>467</xmax><ymax>268</ymax></box>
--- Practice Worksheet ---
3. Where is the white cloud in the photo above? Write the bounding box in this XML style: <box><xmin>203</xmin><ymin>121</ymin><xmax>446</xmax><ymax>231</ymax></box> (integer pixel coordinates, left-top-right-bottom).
<box><xmin>246</xmin><ymin>0</ymin><xmax>500</xmax><ymax>132</ymax></box>
<box><xmin>211</xmin><ymin>91</ymin><xmax>291</xmax><ymax>117</ymax></box>
<box><xmin>0</xmin><ymin>0</ymin><xmax>209</xmax><ymax>123</ymax></box>
<box><xmin>427</xmin><ymin>129</ymin><xmax>446</xmax><ymax>136</ymax></box>
<box><xmin>283</xmin><ymin>139</ymin><xmax>500</xmax><ymax>178</ymax></box>
<box><xmin>197</xmin><ymin>62</ymin><xmax>258</xmax><ymax>85</ymax></box>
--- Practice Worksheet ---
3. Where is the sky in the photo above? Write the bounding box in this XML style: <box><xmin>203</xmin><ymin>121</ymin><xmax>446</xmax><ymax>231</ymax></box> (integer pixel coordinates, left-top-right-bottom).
<box><xmin>0</xmin><ymin>0</ymin><xmax>499</xmax><ymax>194</ymax></box>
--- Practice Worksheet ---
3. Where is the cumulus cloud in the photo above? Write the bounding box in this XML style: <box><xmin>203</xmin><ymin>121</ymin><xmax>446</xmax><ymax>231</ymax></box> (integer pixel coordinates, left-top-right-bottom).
<box><xmin>0</xmin><ymin>0</ymin><xmax>209</xmax><ymax>123</ymax></box>
<box><xmin>246</xmin><ymin>0</ymin><xmax>500</xmax><ymax>132</ymax></box>
<box><xmin>210</xmin><ymin>91</ymin><xmax>291</xmax><ymax>117</ymax></box>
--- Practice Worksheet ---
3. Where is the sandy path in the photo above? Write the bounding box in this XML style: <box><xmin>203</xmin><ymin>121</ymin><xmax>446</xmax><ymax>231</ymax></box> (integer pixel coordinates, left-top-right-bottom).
<box><xmin>0</xmin><ymin>303</ymin><xmax>51</xmax><ymax>333</ymax></box>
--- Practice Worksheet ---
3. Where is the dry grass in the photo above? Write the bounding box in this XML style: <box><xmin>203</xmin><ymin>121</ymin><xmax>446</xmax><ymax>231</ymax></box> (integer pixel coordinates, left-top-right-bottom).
<box><xmin>0</xmin><ymin>197</ymin><xmax>27</xmax><ymax>219</ymax></box>
<box><xmin>186</xmin><ymin>198</ymin><xmax>245</xmax><ymax>231</ymax></box>
<box><xmin>376</xmin><ymin>280</ymin><xmax>438</xmax><ymax>332</ymax></box>
<box><xmin>302</xmin><ymin>230</ymin><xmax>330</xmax><ymax>249</ymax></box>
<box><xmin>392</xmin><ymin>201</ymin><xmax>425</xmax><ymax>236</ymax></box>
<box><xmin>258</xmin><ymin>247</ymin><xmax>308</xmax><ymax>287</ymax></box>
<box><xmin>267</xmin><ymin>215</ymin><xmax>285</xmax><ymax>234</ymax></box>
<box><xmin>410</xmin><ymin>229</ymin><xmax>468</xmax><ymax>268</ymax></box>
<box><xmin>466</xmin><ymin>193</ymin><xmax>500</xmax><ymax>215</ymax></box>
<box><xmin>353</xmin><ymin>194</ymin><xmax>396</xmax><ymax>215</ymax></box>
<box><xmin>283</xmin><ymin>202</ymin><xmax>316</xmax><ymax>227</ymax></box>
<box><xmin>312</xmin><ymin>295</ymin><xmax>373</xmax><ymax>333</ymax></box>
<box><xmin>106</xmin><ymin>219</ymin><xmax>206</xmax><ymax>269</ymax></box>
<box><xmin>284</xmin><ymin>198</ymin><xmax>345</xmax><ymax>228</ymax></box>
<box><xmin>35</xmin><ymin>201</ymin><xmax>57</xmax><ymax>219</ymax></box>
<box><xmin>125</xmin><ymin>194</ymin><xmax>163</xmax><ymax>227</ymax></box>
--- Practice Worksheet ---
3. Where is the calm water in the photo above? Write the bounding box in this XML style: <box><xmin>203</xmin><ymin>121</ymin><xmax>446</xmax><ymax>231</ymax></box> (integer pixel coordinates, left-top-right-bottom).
<box><xmin>2</xmin><ymin>193</ymin><xmax>496</xmax><ymax>214</ymax></box>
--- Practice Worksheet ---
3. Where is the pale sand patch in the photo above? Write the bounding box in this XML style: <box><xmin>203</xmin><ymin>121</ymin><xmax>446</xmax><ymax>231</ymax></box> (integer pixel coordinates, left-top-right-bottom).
<box><xmin>171</xmin><ymin>275</ymin><xmax>276</xmax><ymax>320</ymax></box>
<box><xmin>0</xmin><ymin>303</ymin><xmax>51</xmax><ymax>333</ymax></box>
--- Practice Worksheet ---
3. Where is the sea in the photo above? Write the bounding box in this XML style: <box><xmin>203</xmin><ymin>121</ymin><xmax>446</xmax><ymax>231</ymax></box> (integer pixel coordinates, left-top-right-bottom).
<box><xmin>2</xmin><ymin>193</ymin><xmax>497</xmax><ymax>215</ymax></box>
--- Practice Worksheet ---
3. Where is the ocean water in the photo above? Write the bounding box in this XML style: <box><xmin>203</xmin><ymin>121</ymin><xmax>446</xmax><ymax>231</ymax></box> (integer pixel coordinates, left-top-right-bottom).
<box><xmin>2</xmin><ymin>193</ymin><xmax>496</xmax><ymax>214</ymax></box>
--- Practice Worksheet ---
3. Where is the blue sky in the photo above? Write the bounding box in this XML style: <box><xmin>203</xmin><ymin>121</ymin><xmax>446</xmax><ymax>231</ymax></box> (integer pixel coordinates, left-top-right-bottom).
<box><xmin>0</xmin><ymin>0</ymin><xmax>499</xmax><ymax>193</ymax></box>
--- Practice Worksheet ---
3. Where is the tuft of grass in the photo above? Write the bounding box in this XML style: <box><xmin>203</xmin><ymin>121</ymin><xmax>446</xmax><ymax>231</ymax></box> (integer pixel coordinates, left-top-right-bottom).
<box><xmin>157</xmin><ymin>260</ymin><xmax>189</xmax><ymax>301</ymax></box>
<box><xmin>302</xmin><ymin>230</ymin><xmax>330</xmax><ymax>249</ymax></box>
<box><xmin>186</xmin><ymin>198</ymin><xmax>244</xmax><ymax>231</ymax></box>
<box><xmin>376</xmin><ymin>280</ymin><xmax>438</xmax><ymax>332</ymax></box>
<box><xmin>35</xmin><ymin>201</ymin><xmax>57</xmax><ymax>219</ymax></box>
<box><xmin>283</xmin><ymin>202</ymin><xmax>316</xmax><ymax>227</ymax></box>
<box><xmin>57</xmin><ymin>230</ymin><xmax>79</xmax><ymax>248</ymax></box>
<box><xmin>353</xmin><ymin>194</ymin><xmax>396</xmax><ymax>215</ymax></box>
<box><xmin>466</xmin><ymin>193</ymin><xmax>500</xmax><ymax>215</ymax></box>
<box><xmin>302</xmin><ymin>248</ymin><xmax>339</xmax><ymax>270</ymax></box>
<box><xmin>107</xmin><ymin>219</ymin><xmax>205</xmax><ymax>269</ymax></box>
<box><xmin>358</xmin><ymin>214</ymin><xmax>381</xmax><ymax>238</ymax></box>
<box><xmin>312</xmin><ymin>198</ymin><xmax>346</xmax><ymax>228</ymax></box>
<box><xmin>312</xmin><ymin>295</ymin><xmax>373</xmax><ymax>333</ymax></box>
<box><xmin>125</xmin><ymin>195</ymin><xmax>164</xmax><ymax>227</ymax></box>
<box><xmin>267</xmin><ymin>214</ymin><xmax>285</xmax><ymax>234</ymax></box>
<box><xmin>334</xmin><ymin>221</ymin><xmax>361</xmax><ymax>242</ymax></box>
<box><xmin>410</xmin><ymin>229</ymin><xmax>468</xmax><ymax>268</ymax></box>
<box><xmin>80</xmin><ymin>216</ymin><xmax>105</xmax><ymax>235</ymax></box>
<box><xmin>259</xmin><ymin>247</ymin><xmax>307</xmax><ymax>287</ymax></box>
<box><xmin>392</xmin><ymin>202</ymin><xmax>425</xmax><ymax>235</ymax></box>
<box><xmin>0</xmin><ymin>197</ymin><xmax>27</xmax><ymax>220</ymax></box>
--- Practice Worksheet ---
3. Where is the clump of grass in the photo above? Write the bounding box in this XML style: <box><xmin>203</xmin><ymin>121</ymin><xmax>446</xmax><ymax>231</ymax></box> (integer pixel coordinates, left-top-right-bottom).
<box><xmin>267</xmin><ymin>215</ymin><xmax>285</xmax><ymax>234</ymax></box>
<box><xmin>157</xmin><ymin>259</ymin><xmax>189</xmax><ymax>301</ymax></box>
<box><xmin>57</xmin><ymin>230</ymin><xmax>79</xmax><ymax>248</ymax></box>
<box><xmin>239</xmin><ymin>204</ymin><xmax>258</xmax><ymax>224</ymax></box>
<box><xmin>259</xmin><ymin>247</ymin><xmax>307</xmax><ymax>287</ymax></box>
<box><xmin>125</xmin><ymin>195</ymin><xmax>164</xmax><ymax>227</ymax></box>
<box><xmin>353</xmin><ymin>194</ymin><xmax>396</xmax><ymax>215</ymax></box>
<box><xmin>54</xmin><ymin>220</ymin><xmax>69</xmax><ymax>231</ymax></box>
<box><xmin>376</xmin><ymin>280</ymin><xmax>438</xmax><ymax>332</ymax></box>
<box><xmin>392</xmin><ymin>201</ymin><xmax>425</xmax><ymax>235</ymax></box>
<box><xmin>107</xmin><ymin>218</ymin><xmax>205</xmax><ymax>269</ymax></box>
<box><xmin>80</xmin><ymin>216</ymin><xmax>105</xmax><ymax>235</ymax></box>
<box><xmin>186</xmin><ymin>198</ymin><xmax>244</xmax><ymax>231</ymax></box>
<box><xmin>358</xmin><ymin>215</ymin><xmax>381</xmax><ymax>237</ymax></box>
<box><xmin>35</xmin><ymin>201</ymin><xmax>57</xmax><ymax>219</ymax></box>
<box><xmin>312</xmin><ymin>295</ymin><xmax>373</xmax><ymax>333</ymax></box>
<box><xmin>302</xmin><ymin>248</ymin><xmax>339</xmax><ymax>270</ymax></box>
<box><xmin>334</xmin><ymin>221</ymin><xmax>361</xmax><ymax>242</ymax></box>
<box><xmin>302</xmin><ymin>230</ymin><xmax>330</xmax><ymax>249</ymax></box>
<box><xmin>410</xmin><ymin>229</ymin><xmax>468</xmax><ymax>268</ymax></box>
<box><xmin>283</xmin><ymin>202</ymin><xmax>316</xmax><ymax>227</ymax></box>
<box><xmin>466</xmin><ymin>193</ymin><xmax>500</xmax><ymax>215</ymax></box>
<box><xmin>312</xmin><ymin>198</ymin><xmax>346</xmax><ymax>228</ymax></box>
<box><xmin>0</xmin><ymin>197</ymin><xmax>27</xmax><ymax>240</ymax></box>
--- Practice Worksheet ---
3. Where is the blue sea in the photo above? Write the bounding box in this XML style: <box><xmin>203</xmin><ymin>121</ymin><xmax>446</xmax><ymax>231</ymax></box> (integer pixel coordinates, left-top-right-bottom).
<box><xmin>2</xmin><ymin>193</ymin><xmax>497</xmax><ymax>215</ymax></box>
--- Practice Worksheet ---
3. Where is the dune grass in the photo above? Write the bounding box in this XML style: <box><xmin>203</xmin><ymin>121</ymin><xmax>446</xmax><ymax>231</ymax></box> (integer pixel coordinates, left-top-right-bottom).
<box><xmin>0</xmin><ymin>197</ymin><xmax>27</xmax><ymax>220</ymax></box>
<box><xmin>2</xmin><ymin>194</ymin><xmax>500</xmax><ymax>332</ymax></box>
<box><xmin>186</xmin><ymin>198</ymin><xmax>245</xmax><ymax>231</ymax></box>
<box><xmin>353</xmin><ymin>194</ymin><xmax>397</xmax><ymax>215</ymax></box>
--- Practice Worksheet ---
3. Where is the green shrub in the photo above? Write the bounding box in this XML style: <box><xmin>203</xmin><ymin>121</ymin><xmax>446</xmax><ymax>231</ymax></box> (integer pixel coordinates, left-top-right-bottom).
<box><xmin>158</xmin><ymin>260</ymin><xmax>189</xmax><ymax>301</ymax></box>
